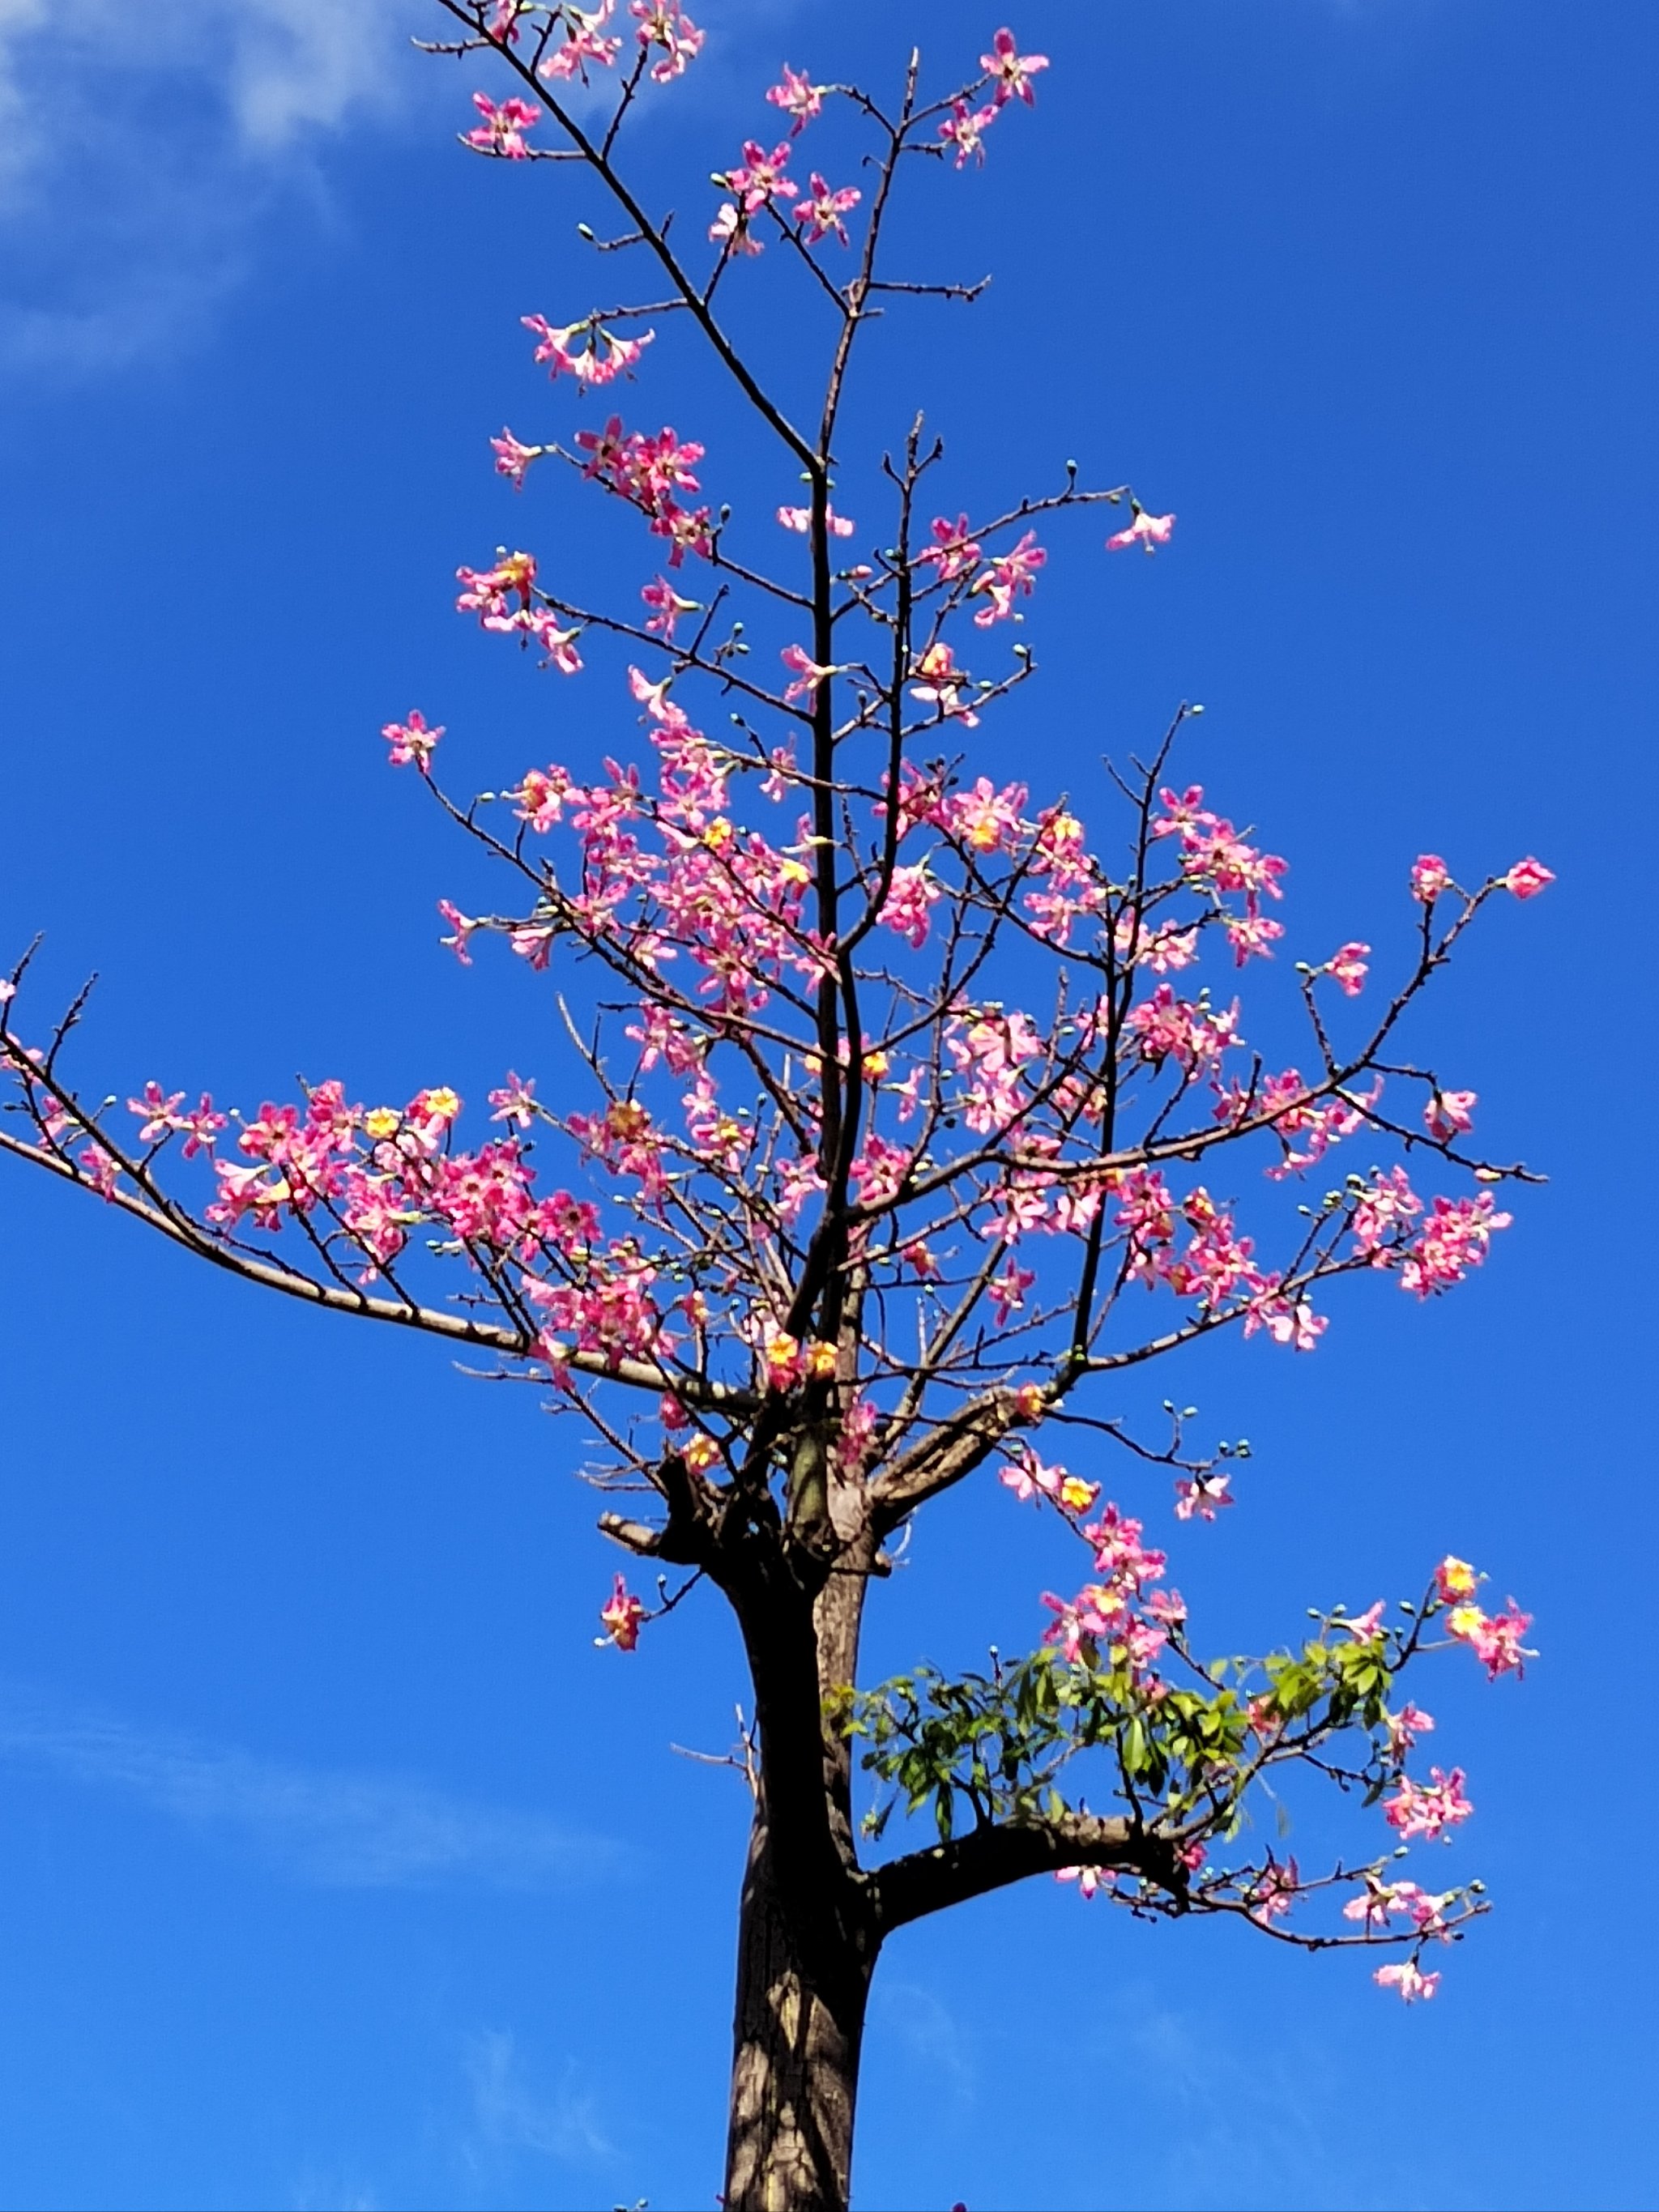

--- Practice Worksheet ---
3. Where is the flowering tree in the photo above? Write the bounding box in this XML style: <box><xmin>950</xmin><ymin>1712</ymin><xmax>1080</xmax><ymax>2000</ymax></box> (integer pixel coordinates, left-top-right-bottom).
<box><xmin>0</xmin><ymin>8</ymin><xmax>1550</xmax><ymax>2206</ymax></box>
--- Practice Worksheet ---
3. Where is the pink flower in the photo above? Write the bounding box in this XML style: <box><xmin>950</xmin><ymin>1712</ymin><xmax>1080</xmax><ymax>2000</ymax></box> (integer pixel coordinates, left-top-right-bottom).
<box><xmin>1325</xmin><ymin>941</ymin><xmax>1371</xmax><ymax>997</ymax></box>
<box><xmin>981</xmin><ymin>28</ymin><xmax>1049</xmax><ymax>106</ymax></box>
<box><xmin>1056</xmin><ymin>1865</ymin><xmax>1106</xmax><ymax>1899</ymax></box>
<box><xmin>514</xmin><ymin>765</ymin><xmax>574</xmax><ymax>832</ymax></box>
<box><xmin>942</xmin><ymin>775</ymin><xmax>1026</xmax><ymax>853</ymax></box>
<box><xmin>766</xmin><ymin>63</ymin><xmax>823</xmax><ymax>133</ymax></box>
<box><xmin>599</xmin><ymin>1574</ymin><xmax>646</xmax><ymax>1650</ymax></box>
<box><xmin>939</xmin><ymin>100</ymin><xmax>999</xmax><ymax>168</ymax></box>
<box><xmin>919</xmin><ymin>514</ymin><xmax>982</xmax><ymax>579</ymax></box>
<box><xmin>970</xmin><ymin>530</ymin><xmax>1045</xmax><ymax>626</ymax></box>
<box><xmin>456</xmin><ymin>549</ymin><xmax>536</xmax><ymax>626</ymax></box>
<box><xmin>1384</xmin><ymin>1703</ymin><xmax>1435</xmax><ymax>1754</ymax></box>
<box><xmin>877</xmin><ymin>863</ymin><xmax>940</xmax><ymax>949</ymax></box>
<box><xmin>526</xmin><ymin>612</ymin><xmax>583</xmax><ymax>674</ymax></box>
<box><xmin>1124</xmin><ymin>985</ymin><xmax>1242</xmax><ymax>1072</ymax></box>
<box><xmin>1107</xmin><ymin>505</ymin><xmax>1175</xmax><ymax>555</ymax></box>
<box><xmin>1410</xmin><ymin>853</ymin><xmax>1453</xmax><ymax>902</ymax></box>
<box><xmin>491</xmin><ymin>428</ymin><xmax>543</xmax><ymax>487</ymax></box>
<box><xmin>1424</xmin><ymin>1088</ymin><xmax>1477</xmax><ymax>1140</ymax></box>
<box><xmin>1446</xmin><ymin>1598</ymin><xmax>1533</xmax><ymax>1681</ymax></box>
<box><xmin>1246</xmin><ymin>1856</ymin><xmax>1300</xmax><ymax>1924</ymax></box>
<box><xmin>721</xmin><ymin>139</ymin><xmax>798</xmax><ymax>215</ymax></box>
<box><xmin>488</xmin><ymin>1073</ymin><xmax>538</xmax><ymax>1128</ymax></box>
<box><xmin>640</xmin><ymin>576</ymin><xmax>699</xmax><ymax>641</ymax></box>
<box><xmin>781</xmin><ymin>643</ymin><xmax>837</xmax><ymax>705</ymax></box>
<box><xmin>465</xmin><ymin>92</ymin><xmax>539</xmax><ymax>159</ymax></box>
<box><xmin>128</xmin><ymin>1081</ymin><xmax>186</xmax><ymax>1144</ymax></box>
<box><xmin>79</xmin><ymin>1144</ymin><xmax>120</xmax><ymax>1200</ymax></box>
<box><xmin>510</xmin><ymin>923</ymin><xmax>555</xmax><ymax>970</ymax></box>
<box><xmin>1173</xmin><ymin>1472</ymin><xmax>1234</xmax><ymax>1522</ymax></box>
<box><xmin>1220</xmin><ymin>909</ymin><xmax>1284</xmax><ymax>965</ymax></box>
<box><xmin>1340</xmin><ymin>1600</ymin><xmax>1388</xmax><ymax>1642</ymax></box>
<box><xmin>1383</xmin><ymin>1767</ymin><xmax>1473</xmax><ymax>1842</ymax></box>
<box><xmin>437</xmin><ymin>901</ymin><xmax>476</xmax><ymax>965</ymax></box>
<box><xmin>794</xmin><ymin>175</ymin><xmax>861</xmax><ymax>246</ymax></box>
<box><xmin>522</xmin><ymin>313</ymin><xmax>653</xmax><ymax>387</ymax></box>
<box><xmin>777</xmin><ymin>503</ymin><xmax>855</xmax><ymax>537</ymax></box>
<box><xmin>1504</xmin><ymin>855</ymin><xmax>1555</xmax><ymax>900</ymax></box>
<box><xmin>988</xmin><ymin>1258</ymin><xmax>1036</xmax><ymax>1325</ymax></box>
<box><xmin>382</xmin><ymin>710</ymin><xmax>442</xmax><ymax>772</ymax></box>
<box><xmin>1435</xmin><ymin>1560</ymin><xmax>1481</xmax><ymax>1608</ymax></box>
<box><xmin>1397</xmin><ymin>1192</ymin><xmax>1512</xmax><ymax>1298</ymax></box>
<box><xmin>1081</xmin><ymin>1502</ymin><xmax>1166</xmax><ymax>1593</ymax></box>
<box><xmin>1344</xmin><ymin>1876</ymin><xmax>1445</xmax><ymax>1932</ymax></box>
<box><xmin>1350</xmin><ymin>1166</ymin><xmax>1421</xmax><ymax>1256</ymax></box>
<box><xmin>1374</xmin><ymin>1960</ymin><xmax>1441</xmax><ymax>2004</ymax></box>
<box><xmin>629</xmin><ymin>0</ymin><xmax>702</xmax><ymax>82</ymax></box>
<box><xmin>708</xmin><ymin>200</ymin><xmax>764</xmax><ymax>256</ymax></box>
<box><xmin>537</xmin><ymin>2</ymin><xmax>621</xmax><ymax>79</ymax></box>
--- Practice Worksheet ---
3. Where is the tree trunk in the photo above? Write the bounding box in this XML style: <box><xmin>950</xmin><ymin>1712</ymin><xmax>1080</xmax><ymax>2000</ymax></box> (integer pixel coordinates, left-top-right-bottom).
<box><xmin>719</xmin><ymin>1434</ymin><xmax>880</xmax><ymax>2210</ymax></box>
<box><xmin>722</xmin><ymin>1808</ymin><xmax>873</xmax><ymax>2212</ymax></box>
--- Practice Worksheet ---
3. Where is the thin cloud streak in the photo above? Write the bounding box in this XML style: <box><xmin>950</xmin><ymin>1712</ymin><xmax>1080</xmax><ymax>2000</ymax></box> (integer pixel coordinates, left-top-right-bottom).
<box><xmin>0</xmin><ymin>0</ymin><xmax>425</xmax><ymax>370</ymax></box>
<box><xmin>0</xmin><ymin>1685</ymin><xmax>619</xmax><ymax>1889</ymax></box>
<box><xmin>0</xmin><ymin>0</ymin><xmax>805</xmax><ymax>372</ymax></box>
<box><xmin>0</xmin><ymin>0</ymin><xmax>411</xmax><ymax>183</ymax></box>
<box><xmin>466</xmin><ymin>2029</ymin><xmax>617</xmax><ymax>2167</ymax></box>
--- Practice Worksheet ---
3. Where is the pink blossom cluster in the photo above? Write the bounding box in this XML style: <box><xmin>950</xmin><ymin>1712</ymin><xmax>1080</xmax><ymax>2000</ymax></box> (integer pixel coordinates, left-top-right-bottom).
<box><xmin>1383</xmin><ymin>1766</ymin><xmax>1474</xmax><ymax>1843</ymax></box>
<box><xmin>629</xmin><ymin>0</ymin><xmax>702</xmax><ymax>83</ymax></box>
<box><xmin>454</xmin><ymin>550</ymin><xmax>583</xmax><ymax>670</ymax></box>
<box><xmin>970</xmin><ymin>529</ymin><xmax>1045</xmax><ymax>626</ymax></box>
<box><xmin>707</xmin><ymin>131</ymin><xmax>861</xmax><ymax>256</ymax></box>
<box><xmin>1435</xmin><ymin>1556</ymin><xmax>1533</xmax><ymax>1679</ymax></box>
<box><xmin>1396</xmin><ymin>1191</ymin><xmax>1513</xmax><ymax>1298</ymax></box>
<box><xmin>1151</xmin><ymin>784</ymin><xmax>1287</xmax><ymax>950</ymax></box>
<box><xmin>1039</xmin><ymin>1501</ymin><xmax>1175</xmax><ymax>1681</ymax></box>
<box><xmin>114</xmin><ymin>1069</ymin><xmax>706</xmax><ymax>1373</ymax></box>
<box><xmin>574</xmin><ymin>416</ymin><xmax>712</xmax><ymax>566</ymax></box>
<box><xmin>522</xmin><ymin>313</ymin><xmax>653</xmax><ymax>388</ymax></box>
<box><xmin>542</xmin><ymin>2</ymin><xmax>623</xmax><ymax>79</ymax></box>
<box><xmin>936</xmin><ymin>31</ymin><xmax>1048</xmax><ymax>168</ymax></box>
<box><xmin>483</xmin><ymin>2</ymin><xmax>625</xmax><ymax>76</ymax></box>
<box><xmin>1000</xmin><ymin>1447</ymin><xmax>1099</xmax><ymax>1515</ymax></box>
<box><xmin>463</xmin><ymin>667</ymin><xmax>831</xmax><ymax>1018</ymax></box>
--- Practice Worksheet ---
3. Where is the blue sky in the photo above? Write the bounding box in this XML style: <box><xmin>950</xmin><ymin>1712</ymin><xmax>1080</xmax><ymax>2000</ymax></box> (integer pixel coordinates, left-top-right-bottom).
<box><xmin>0</xmin><ymin>1</ymin><xmax>1654</xmax><ymax>2206</ymax></box>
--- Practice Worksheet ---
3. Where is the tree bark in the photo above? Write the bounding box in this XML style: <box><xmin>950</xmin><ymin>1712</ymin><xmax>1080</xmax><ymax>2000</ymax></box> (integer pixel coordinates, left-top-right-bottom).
<box><xmin>722</xmin><ymin>1811</ymin><xmax>874</xmax><ymax>2212</ymax></box>
<box><xmin>720</xmin><ymin>1505</ymin><xmax>880</xmax><ymax>2211</ymax></box>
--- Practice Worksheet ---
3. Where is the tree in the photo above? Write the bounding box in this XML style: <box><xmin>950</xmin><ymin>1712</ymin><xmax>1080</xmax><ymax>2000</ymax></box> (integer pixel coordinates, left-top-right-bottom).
<box><xmin>0</xmin><ymin>7</ymin><xmax>1550</xmax><ymax>2206</ymax></box>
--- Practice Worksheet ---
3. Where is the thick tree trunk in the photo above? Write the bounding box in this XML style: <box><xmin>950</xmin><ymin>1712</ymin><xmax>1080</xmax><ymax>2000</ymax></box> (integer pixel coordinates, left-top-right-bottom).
<box><xmin>720</xmin><ymin>1510</ymin><xmax>880</xmax><ymax>2211</ymax></box>
<box><xmin>722</xmin><ymin>1810</ymin><xmax>873</xmax><ymax>2212</ymax></box>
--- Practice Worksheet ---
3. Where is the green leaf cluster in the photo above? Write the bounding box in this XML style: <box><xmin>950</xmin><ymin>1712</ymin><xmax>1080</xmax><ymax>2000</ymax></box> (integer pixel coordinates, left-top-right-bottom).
<box><xmin>837</xmin><ymin>1609</ymin><xmax>1418</xmax><ymax>1860</ymax></box>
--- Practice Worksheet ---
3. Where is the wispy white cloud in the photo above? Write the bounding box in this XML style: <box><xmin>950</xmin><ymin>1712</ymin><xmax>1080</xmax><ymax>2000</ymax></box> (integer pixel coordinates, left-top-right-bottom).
<box><xmin>0</xmin><ymin>1685</ymin><xmax>617</xmax><ymax>1889</ymax></box>
<box><xmin>0</xmin><ymin>0</ymin><xmax>809</xmax><ymax>373</ymax></box>
<box><xmin>869</xmin><ymin>1975</ymin><xmax>976</xmax><ymax>2107</ymax></box>
<box><xmin>465</xmin><ymin>2029</ymin><xmax>616</xmax><ymax>2167</ymax></box>
<box><xmin>0</xmin><ymin>0</ymin><xmax>409</xmax><ymax>179</ymax></box>
<box><xmin>0</xmin><ymin>0</ymin><xmax>426</xmax><ymax>370</ymax></box>
<box><xmin>288</xmin><ymin>2173</ymin><xmax>382</xmax><ymax>2212</ymax></box>
<box><xmin>1109</xmin><ymin>1989</ymin><xmax>1417</xmax><ymax>2210</ymax></box>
